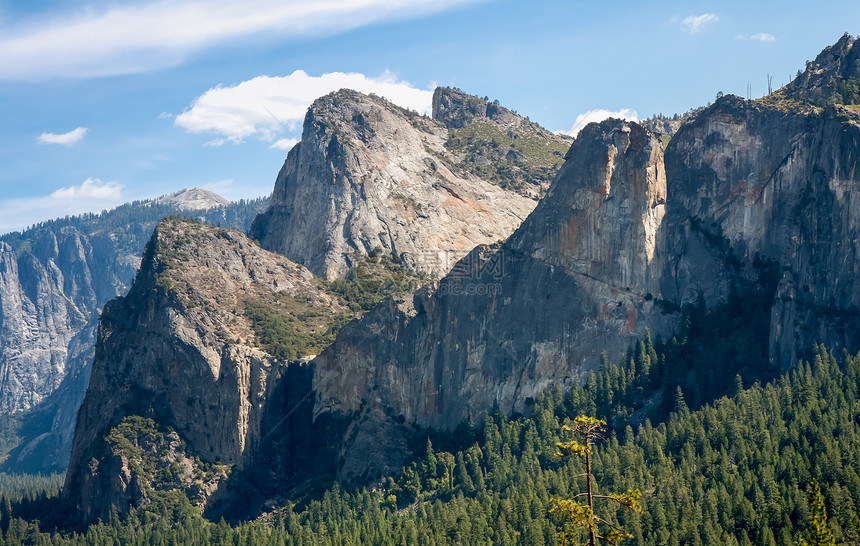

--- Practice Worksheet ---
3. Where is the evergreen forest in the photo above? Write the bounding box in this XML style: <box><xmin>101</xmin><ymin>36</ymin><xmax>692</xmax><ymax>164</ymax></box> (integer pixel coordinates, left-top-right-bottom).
<box><xmin>1</xmin><ymin>296</ymin><xmax>859</xmax><ymax>544</ymax></box>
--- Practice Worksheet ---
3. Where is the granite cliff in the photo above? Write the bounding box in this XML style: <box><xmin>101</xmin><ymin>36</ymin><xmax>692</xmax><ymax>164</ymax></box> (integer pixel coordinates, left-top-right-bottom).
<box><xmin>63</xmin><ymin>217</ymin><xmax>346</xmax><ymax>522</ymax></box>
<box><xmin>249</xmin><ymin>88</ymin><xmax>568</xmax><ymax>280</ymax></box>
<box><xmin>663</xmin><ymin>94</ymin><xmax>860</xmax><ymax>366</ymax></box>
<box><xmin>0</xmin><ymin>192</ymin><xmax>267</xmax><ymax>472</ymax></box>
<box><xmin>306</xmin><ymin>38</ymin><xmax>860</xmax><ymax>480</ymax></box>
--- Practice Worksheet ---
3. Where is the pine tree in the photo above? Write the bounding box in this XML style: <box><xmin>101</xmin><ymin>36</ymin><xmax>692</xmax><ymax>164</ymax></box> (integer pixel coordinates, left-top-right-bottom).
<box><xmin>798</xmin><ymin>479</ymin><xmax>837</xmax><ymax>546</ymax></box>
<box><xmin>550</xmin><ymin>416</ymin><xmax>641</xmax><ymax>546</ymax></box>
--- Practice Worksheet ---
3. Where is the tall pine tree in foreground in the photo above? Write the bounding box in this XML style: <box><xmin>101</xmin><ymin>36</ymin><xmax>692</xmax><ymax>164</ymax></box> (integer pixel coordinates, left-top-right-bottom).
<box><xmin>550</xmin><ymin>416</ymin><xmax>641</xmax><ymax>545</ymax></box>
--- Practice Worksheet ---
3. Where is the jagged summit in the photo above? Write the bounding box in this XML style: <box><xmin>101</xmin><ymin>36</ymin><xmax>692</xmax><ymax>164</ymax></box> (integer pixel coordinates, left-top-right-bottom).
<box><xmin>781</xmin><ymin>33</ymin><xmax>859</xmax><ymax>106</ymax></box>
<box><xmin>432</xmin><ymin>87</ymin><xmax>572</xmax><ymax>197</ymax></box>
<box><xmin>433</xmin><ymin>87</ymin><xmax>525</xmax><ymax>129</ymax></box>
<box><xmin>154</xmin><ymin>188</ymin><xmax>230</xmax><ymax>210</ymax></box>
<box><xmin>249</xmin><ymin>88</ymin><xmax>538</xmax><ymax>280</ymax></box>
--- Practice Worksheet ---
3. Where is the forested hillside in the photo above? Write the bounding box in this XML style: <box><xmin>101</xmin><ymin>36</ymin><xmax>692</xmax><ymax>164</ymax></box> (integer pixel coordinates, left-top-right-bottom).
<box><xmin>2</xmin><ymin>330</ymin><xmax>858</xmax><ymax>544</ymax></box>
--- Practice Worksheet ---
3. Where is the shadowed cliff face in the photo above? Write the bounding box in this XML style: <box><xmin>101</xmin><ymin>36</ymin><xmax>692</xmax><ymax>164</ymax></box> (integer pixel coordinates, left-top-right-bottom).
<box><xmin>249</xmin><ymin>89</ymin><xmax>558</xmax><ymax>280</ymax></box>
<box><xmin>664</xmin><ymin>95</ymin><xmax>860</xmax><ymax>366</ymax></box>
<box><xmin>310</xmin><ymin>119</ymin><xmax>676</xmax><ymax>482</ymax></box>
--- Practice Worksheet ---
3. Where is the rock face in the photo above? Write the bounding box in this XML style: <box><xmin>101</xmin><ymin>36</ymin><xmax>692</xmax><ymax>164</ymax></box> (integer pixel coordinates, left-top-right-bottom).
<box><xmin>309</xmin><ymin>90</ymin><xmax>860</xmax><ymax>480</ymax></box>
<box><xmin>249</xmin><ymin>89</ymin><xmax>562</xmax><ymax>280</ymax></box>
<box><xmin>0</xmin><ymin>192</ymin><xmax>267</xmax><ymax>473</ymax></box>
<box><xmin>0</xmin><ymin>231</ymin><xmax>129</xmax><ymax>413</ymax></box>
<box><xmin>63</xmin><ymin>217</ymin><xmax>344</xmax><ymax>522</ymax></box>
<box><xmin>311</xmin><ymin>119</ymin><xmax>676</xmax><ymax>480</ymax></box>
<box><xmin>663</xmin><ymin>94</ymin><xmax>860</xmax><ymax>366</ymax></box>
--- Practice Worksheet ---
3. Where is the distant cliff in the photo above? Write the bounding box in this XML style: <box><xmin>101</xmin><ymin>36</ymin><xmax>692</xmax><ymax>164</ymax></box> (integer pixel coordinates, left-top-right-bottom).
<box><xmin>250</xmin><ymin>88</ymin><xmax>567</xmax><ymax>280</ymax></box>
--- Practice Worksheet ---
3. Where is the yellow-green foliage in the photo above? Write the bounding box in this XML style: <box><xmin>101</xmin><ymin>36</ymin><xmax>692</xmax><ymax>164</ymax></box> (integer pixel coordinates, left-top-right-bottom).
<box><xmin>756</xmin><ymin>91</ymin><xmax>822</xmax><ymax>114</ymax></box>
<box><xmin>551</xmin><ymin>416</ymin><xmax>641</xmax><ymax>545</ymax></box>
<box><xmin>446</xmin><ymin>120</ymin><xmax>569</xmax><ymax>195</ymax></box>
<box><xmin>104</xmin><ymin>416</ymin><xmax>231</xmax><ymax>505</ymax></box>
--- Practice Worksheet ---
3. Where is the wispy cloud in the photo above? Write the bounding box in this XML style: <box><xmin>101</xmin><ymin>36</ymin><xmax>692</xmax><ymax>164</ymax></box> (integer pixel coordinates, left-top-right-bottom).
<box><xmin>202</xmin><ymin>179</ymin><xmax>234</xmax><ymax>191</ymax></box>
<box><xmin>564</xmin><ymin>108</ymin><xmax>639</xmax><ymax>137</ymax></box>
<box><xmin>746</xmin><ymin>32</ymin><xmax>777</xmax><ymax>43</ymax></box>
<box><xmin>36</xmin><ymin>127</ymin><xmax>89</xmax><ymax>146</ymax></box>
<box><xmin>0</xmin><ymin>0</ymin><xmax>480</xmax><ymax>81</ymax></box>
<box><xmin>174</xmin><ymin>70</ymin><xmax>434</xmax><ymax>145</ymax></box>
<box><xmin>0</xmin><ymin>178</ymin><xmax>125</xmax><ymax>234</ymax></box>
<box><xmin>681</xmin><ymin>13</ymin><xmax>719</xmax><ymax>34</ymax></box>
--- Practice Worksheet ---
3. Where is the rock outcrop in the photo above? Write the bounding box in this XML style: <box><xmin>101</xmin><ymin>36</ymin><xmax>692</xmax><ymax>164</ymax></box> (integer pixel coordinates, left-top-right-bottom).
<box><xmin>781</xmin><ymin>33</ymin><xmax>858</xmax><ymax>106</ymax></box>
<box><xmin>0</xmin><ymin>192</ymin><xmax>267</xmax><ymax>473</ymax></box>
<box><xmin>435</xmin><ymin>87</ymin><xmax>573</xmax><ymax>198</ymax></box>
<box><xmin>250</xmin><ymin>88</ymin><xmax>565</xmax><ymax>280</ymax></box>
<box><xmin>63</xmin><ymin>217</ymin><xmax>345</xmax><ymax>522</ymax></box>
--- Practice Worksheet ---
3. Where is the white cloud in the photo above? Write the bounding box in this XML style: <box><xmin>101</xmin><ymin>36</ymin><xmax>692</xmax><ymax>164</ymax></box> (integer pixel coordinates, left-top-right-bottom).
<box><xmin>202</xmin><ymin>179</ymin><xmax>234</xmax><ymax>191</ymax></box>
<box><xmin>750</xmin><ymin>32</ymin><xmax>776</xmax><ymax>43</ymax></box>
<box><xmin>50</xmin><ymin>178</ymin><xmax>124</xmax><ymax>200</ymax></box>
<box><xmin>36</xmin><ymin>127</ymin><xmax>89</xmax><ymax>146</ymax></box>
<box><xmin>270</xmin><ymin>138</ymin><xmax>300</xmax><ymax>151</ymax></box>
<box><xmin>0</xmin><ymin>0</ymin><xmax>481</xmax><ymax>81</ymax></box>
<box><xmin>0</xmin><ymin>178</ymin><xmax>125</xmax><ymax>234</ymax></box>
<box><xmin>174</xmin><ymin>70</ymin><xmax>434</xmax><ymax>145</ymax></box>
<box><xmin>681</xmin><ymin>13</ymin><xmax>719</xmax><ymax>34</ymax></box>
<box><xmin>565</xmin><ymin>109</ymin><xmax>639</xmax><ymax>137</ymax></box>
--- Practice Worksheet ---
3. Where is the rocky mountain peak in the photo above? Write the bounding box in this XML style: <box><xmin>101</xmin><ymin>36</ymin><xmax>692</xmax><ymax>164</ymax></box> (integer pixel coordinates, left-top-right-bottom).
<box><xmin>250</xmin><ymin>88</ymin><xmax>538</xmax><ymax>280</ymax></box>
<box><xmin>781</xmin><ymin>33</ymin><xmax>859</xmax><ymax>106</ymax></box>
<box><xmin>432</xmin><ymin>86</ymin><xmax>520</xmax><ymax>129</ymax></box>
<box><xmin>513</xmin><ymin>118</ymin><xmax>666</xmax><ymax>292</ymax></box>
<box><xmin>308</xmin><ymin>117</ymin><xmax>673</xmax><ymax>481</ymax></box>
<box><xmin>154</xmin><ymin>188</ymin><xmax>230</xmax><ymax>210</ymax></box>
<box><xmin>63</xmin><ymin>217</ymin><xmax>346</xmax><ymax>521</ymax></box>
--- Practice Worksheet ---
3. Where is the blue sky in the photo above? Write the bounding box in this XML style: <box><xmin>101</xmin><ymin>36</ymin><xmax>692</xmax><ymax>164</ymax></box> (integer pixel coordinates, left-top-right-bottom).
<box><xmin>0</xmin><ymin>0</ymin><xmax>857</xmax><ymax>234</ymax></box>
